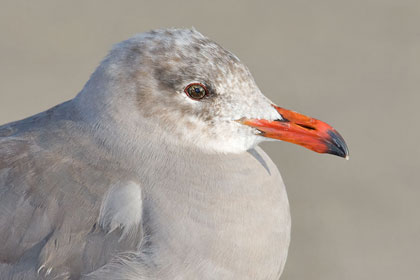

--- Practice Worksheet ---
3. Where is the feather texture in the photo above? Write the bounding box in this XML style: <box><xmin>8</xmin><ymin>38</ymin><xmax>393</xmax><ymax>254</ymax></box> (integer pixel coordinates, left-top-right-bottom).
<box><xmin>0</xmin><ymin>29</ymin><xmax>290</xmax><ymax>280</ymax></box>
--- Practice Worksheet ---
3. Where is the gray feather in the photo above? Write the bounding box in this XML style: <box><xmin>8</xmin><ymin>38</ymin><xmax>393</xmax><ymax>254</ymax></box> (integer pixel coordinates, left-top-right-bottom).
<box><xmin>0</xmin><ymin>28</ymin><xmax>291</xmax><ymax>280</ymax></box>
<box><xmin>0</xmin><ymin>102</ymin><xmax>145</xmax><ymax>279</ymax></box>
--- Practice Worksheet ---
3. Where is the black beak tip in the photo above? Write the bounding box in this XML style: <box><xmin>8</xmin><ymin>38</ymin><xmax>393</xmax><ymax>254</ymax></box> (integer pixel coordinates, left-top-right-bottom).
<box><xmin>326</xmin><ymin>130</ymin><xmax>349</xmax><ymax>159</ymax></box>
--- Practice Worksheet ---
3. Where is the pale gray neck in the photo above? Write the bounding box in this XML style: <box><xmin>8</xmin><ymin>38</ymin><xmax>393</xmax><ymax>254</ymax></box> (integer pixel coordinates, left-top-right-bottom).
<box><xmin>70</xmin><ymin>92</ymin><xmax>287</xmax><ymax>279</ymax></box>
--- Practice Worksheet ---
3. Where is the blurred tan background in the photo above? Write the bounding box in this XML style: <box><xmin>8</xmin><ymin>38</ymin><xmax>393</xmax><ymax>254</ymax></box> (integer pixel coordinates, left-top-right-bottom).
<box><xmin>0</xmin><ymin>0</ymin><xmax>419</xmax><ymax>279</ymax></box>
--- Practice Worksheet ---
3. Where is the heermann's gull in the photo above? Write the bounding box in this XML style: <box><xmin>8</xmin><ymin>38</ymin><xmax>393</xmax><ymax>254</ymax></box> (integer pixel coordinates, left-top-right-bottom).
<box><xmin>0</xmin><ymin>28</ymin><xmax>348</xmax><ymax>280</ymax></box>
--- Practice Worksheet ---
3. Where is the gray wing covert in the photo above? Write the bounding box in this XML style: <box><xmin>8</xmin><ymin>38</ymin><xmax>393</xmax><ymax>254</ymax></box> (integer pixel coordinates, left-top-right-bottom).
<box><xmin>0</xmin><ymin>124</ymin><xmax>144</xmax><ymax>279</ymax></box>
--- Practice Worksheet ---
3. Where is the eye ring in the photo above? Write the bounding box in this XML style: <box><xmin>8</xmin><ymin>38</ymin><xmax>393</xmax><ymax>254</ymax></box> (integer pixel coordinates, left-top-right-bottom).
<box><xmin>184</xmin><ymin>83</ymin><xmax>208</xmax><ymax>100</ymax></box>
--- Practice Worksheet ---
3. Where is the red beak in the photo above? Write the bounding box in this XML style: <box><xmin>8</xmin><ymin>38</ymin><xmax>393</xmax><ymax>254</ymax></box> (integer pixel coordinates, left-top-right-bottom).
<box><xmin>240</xmin><ymin>105</ymin><xmax>349</xmax><ymax>158</ymax></box>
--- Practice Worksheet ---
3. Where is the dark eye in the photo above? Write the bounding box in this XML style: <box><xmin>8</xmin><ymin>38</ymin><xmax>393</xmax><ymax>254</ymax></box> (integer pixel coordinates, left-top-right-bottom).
<box><xmin>184</xmin><ymin>83</ymin><xmax>208</xmax><ymax>100</ymax></box>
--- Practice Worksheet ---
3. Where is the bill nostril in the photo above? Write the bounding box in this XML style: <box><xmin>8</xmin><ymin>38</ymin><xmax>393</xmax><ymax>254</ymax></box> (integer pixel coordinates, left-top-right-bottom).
<box><xmin>296</xmin><ymin>123</ymin><xmax>316</xmax><ymax>130</ymax></box>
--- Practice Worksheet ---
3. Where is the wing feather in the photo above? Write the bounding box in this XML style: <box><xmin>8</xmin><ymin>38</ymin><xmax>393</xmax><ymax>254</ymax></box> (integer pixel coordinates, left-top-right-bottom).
<box><xmin>0</xmin><ymin>110</ymin><xmax>144</xmax><ymax>279</ymax></box>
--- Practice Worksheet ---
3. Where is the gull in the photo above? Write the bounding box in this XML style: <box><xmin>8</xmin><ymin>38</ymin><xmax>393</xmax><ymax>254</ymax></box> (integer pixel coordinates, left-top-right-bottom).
<box><xmin>0</xmin><ymin>28</ymin><xmax>348</xmax><ymax>280</ymax></box>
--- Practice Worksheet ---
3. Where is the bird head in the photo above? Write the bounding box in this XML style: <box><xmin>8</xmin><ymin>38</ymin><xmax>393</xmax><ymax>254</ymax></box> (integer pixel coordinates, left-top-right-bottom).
<box><xmin>78</xmin><ymin>28</ymin><xmax>348</xmax><ymax>158</ymax></box>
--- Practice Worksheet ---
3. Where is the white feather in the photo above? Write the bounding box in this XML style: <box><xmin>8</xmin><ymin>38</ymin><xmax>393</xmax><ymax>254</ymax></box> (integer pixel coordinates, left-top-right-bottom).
<box><xmin>99</xmin><ymin>181</ymin><xmax>143</xmax><ymax>238</ymax></box>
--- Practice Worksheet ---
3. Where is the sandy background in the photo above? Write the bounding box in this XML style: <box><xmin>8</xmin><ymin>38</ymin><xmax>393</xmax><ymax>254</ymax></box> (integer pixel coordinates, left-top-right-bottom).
<box><xmin>0</xmin><ymin>0</ymin><xmax>419</xmax><ymax>279</ymax></box>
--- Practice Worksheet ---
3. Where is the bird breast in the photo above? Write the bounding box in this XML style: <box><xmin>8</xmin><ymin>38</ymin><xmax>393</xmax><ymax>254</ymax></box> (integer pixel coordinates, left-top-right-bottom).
<box><xmin>140</xmin><ymin>147</ymin><xmax>291</xmax><ymax>280</ymax></box>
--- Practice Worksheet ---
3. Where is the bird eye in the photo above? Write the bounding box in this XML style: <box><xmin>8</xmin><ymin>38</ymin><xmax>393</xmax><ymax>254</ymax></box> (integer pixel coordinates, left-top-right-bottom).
<box><xmin>184</xmin><ymin>83</ymin><xmax>208</xmax><ymax>100</ymax></box>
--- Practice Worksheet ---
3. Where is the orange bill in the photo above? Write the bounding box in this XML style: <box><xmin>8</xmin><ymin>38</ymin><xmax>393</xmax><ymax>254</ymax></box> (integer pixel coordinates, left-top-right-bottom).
<box><xmin>240</xmin><ymin>105</ymin><xmax>349</xmax><ymax>158</ymax></box>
